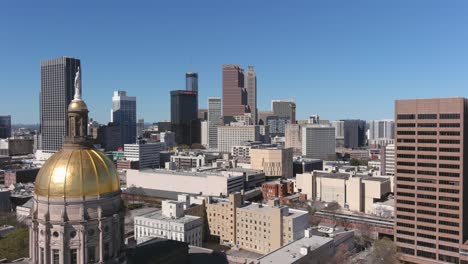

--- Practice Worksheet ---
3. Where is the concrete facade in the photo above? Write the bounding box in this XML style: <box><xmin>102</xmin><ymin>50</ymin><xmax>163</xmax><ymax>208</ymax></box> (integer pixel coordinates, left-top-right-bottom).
<box><xmin>124</xmin><ymin>142</ymin><xmax>164</xmax><ymax>169</ymax></box>
<box><xmin>126</xmin><ymin>169</ymin><xmax>244</xmax><ymax>197</ymax></box>
<box><xmin>250</xmin><ymin>147</ymin><xmax>293</xmax><ymax>178</ymax></box>
<box><xmin>302</xmin><ymin>125</ymin><xmax>335</xmax><ymax>160</ymax></box>
<box><xmin>134</xmin><ymin>200</ymin><xmax>203</xmax><ymax>247</ymax></box>
<box><xmin>217</xmin><ymin>125</ymin><xmax>260</xmax><ymax>153</ymax></box>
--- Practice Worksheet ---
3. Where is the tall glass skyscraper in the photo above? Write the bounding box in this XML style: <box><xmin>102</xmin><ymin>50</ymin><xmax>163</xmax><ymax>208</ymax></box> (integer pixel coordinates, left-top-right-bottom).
<box><xmin>112</xmin><ymin>91</ymin><xmax>137</xmax><ymax>147</ymax></box>
<box><xmin>0</xmin><ymin>115</ymin><xmax>11</xmax><ymax>138</ymax></box>
<box><xmin>40</xmin><ymin>57</ymin><xmax>81</xmax><ymax>152</ymax></box>
<box><xmin>171</xmin><ymin>90</ymin><xmax>199</xmax><ymax>145</ymax></box>
<box><xmin>185</xmin><ymin>72</ymin><xmax>198</xmax><ymax>91</ymax></box>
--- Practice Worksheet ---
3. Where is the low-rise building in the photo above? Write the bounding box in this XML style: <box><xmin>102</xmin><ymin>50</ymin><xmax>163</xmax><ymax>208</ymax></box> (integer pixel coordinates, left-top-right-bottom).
<box><xmin>293</xmin><ymin>158</ymin><xmax>323</xmax><ymax>176</ymax></box>
<box><xmin>126</xmin><ymin>169</ymin><xmax>245</xmax><ymax>197</ymax></box>
<box><xmin>124</xmin><ymin>141</ymin><xmax>165</xmax><ymax>169</ymax></box>
<box><xmin>296</xmin><ymin>171</ymin><xmax>391</xmax><ymax>213</ymax></box>
<box><xmin>117</xmin><ymin>159</ymin><xmax>140</xmax><ymax>170</ymax></box>
<box><xmin>206</xmin><ymin>194</ymin><xmax>309</xmax><ymax>254</ymax></box>
<box><xmin>134</xmin><ymin>200</ymin><xmax>203</xmax><ymax>246</ymax></box>
<box><xmin>250</xmin><ymin>147</ymin><xmax>293</xmax><ymax>178</ymax></box>
<box><xmin>257</xmin><ymin>229</ymin><xmax>354</xmax><ymax>264</ymax></box>
<box><xmin>261</xmin><ymin>180</ymin><xmax>295</xmax><ymax>201</ymax></box>
<box><xmin>169</xmin><ymin>150</ymin><xmax>220</xmax><ymax>170</ymax></box>
<box><xmin>4</xmin><ymin>168</ymin><xmax>40</xmax><ymax>186</ymax></box>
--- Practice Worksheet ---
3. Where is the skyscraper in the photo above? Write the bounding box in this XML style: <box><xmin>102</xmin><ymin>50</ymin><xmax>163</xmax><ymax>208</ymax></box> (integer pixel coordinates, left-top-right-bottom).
<box><xmin>0</xmin><ymin>115</ymin><xmax>11</xmax><ymax>138</ymax></box>
<box><xmin>137</xmin><ymin>118</ymin><xmax>145</xmax><ymax>137</ymax></box>
<box><xmin>272</xmin><ymin>100</ymin><xmax>296</xmax><ymax>122</ymax></box>
<box><xmin>302</xmin><ymin>124</ymin><xmax>335</xmax><ymax>159</ymax></box>
<box><xmin>40</xmin><ymin>57</ymin><xmax>80</xmax><ymax>152</ymax></box>
<box><xmin>394</xmin><ymin>97</ymin><xmax>467</xmax><ymax>264</ymax></box>
<box><xmin>245</xmin><ymin>66</ymin><xmax>257</xmax><ymax>124</ymax></box>
<box><xmin>368</xmin><ymin>119</ymin><xmax>395</xmax><ymax>146</ymax></box>
<box><xmin>208</xmin><ymin>97</ymin><xmax>222</xmax><ymax>149</ymax></box>
<box><xmin>342</xmin><ymin>119</ymin><xmax>366</xmax><ymax>149</ymax></box>
<box><xmin>222</xmin><ymin>65</ymin><xmax>248</xmax><ymax>120</ymax></box>
<box><xmin>171</xmin><ymin>90</ymin><xmax>199</xmax><ymax>145</ymax></box>
<box><xmin>112</xmin><ymin>91</ymin><xmax>137</xmax><ymax>147</ymax></box>
<box><xmin>185</xmin><ymin>72</ymin><xmax>198</xmax><ymax>91</ymax></box>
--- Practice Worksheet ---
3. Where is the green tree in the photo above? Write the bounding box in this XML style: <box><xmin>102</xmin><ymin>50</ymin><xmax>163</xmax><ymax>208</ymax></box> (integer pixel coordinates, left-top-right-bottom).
<box><xmin>0</xmin><ymin>227</ymin><xmax>29</xmax><ymax>261</ymax></box>
<box><xmin>367</xmin><ymin>237</ymin><xmax>399</xmax><ymax>264</ymax></box>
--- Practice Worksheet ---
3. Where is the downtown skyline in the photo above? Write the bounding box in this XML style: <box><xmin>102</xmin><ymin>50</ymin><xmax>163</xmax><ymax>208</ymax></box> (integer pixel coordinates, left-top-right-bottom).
<box><xmin>1</xmin><ymin>0</ymin><xmax>468</xmax><ymax>124</ymax></box>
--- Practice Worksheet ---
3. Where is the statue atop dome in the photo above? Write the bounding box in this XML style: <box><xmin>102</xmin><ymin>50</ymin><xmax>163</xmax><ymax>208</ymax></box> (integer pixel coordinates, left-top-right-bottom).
<box><xmin>74</xmin><ymin>66</ymin><xmax>81</xmax><ymax>100</ymax></box>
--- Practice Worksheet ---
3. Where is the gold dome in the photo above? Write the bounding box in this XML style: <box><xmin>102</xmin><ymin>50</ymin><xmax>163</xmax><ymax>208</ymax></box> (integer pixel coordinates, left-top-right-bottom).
<box><xmin>68</xmin><ymin>99</ymin><xmax>88</xmax><ymax>112</ymax></box>
<box><xmin>34</xmin><ymin>147</ymin><xmax>120</xmax><ymax>198</ymax></box>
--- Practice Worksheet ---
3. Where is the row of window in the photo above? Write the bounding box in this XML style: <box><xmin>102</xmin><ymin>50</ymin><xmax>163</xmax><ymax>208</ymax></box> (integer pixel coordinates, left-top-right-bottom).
<box><xmin>396</xmin><ymin>199</ymin><xmax>460</xmax><ymax>210</ymax></box>
<box><xmin>397</xmin><ymin>146</ymin><xmax>460</xmax><ymax>152</ymax></box>
<box><xmin>397</xmin><ymin>113</ymin><xmax>460</xmax><ymax>120</ymax></box>
<box><xmin>397</xmin><ymin>123</ymin><xmax>460</xmax><ymax>128</ymax></box>
<box><xmin>397</xmin><ymin>130</ymin><xmax>460</xmax><ymax>136</ymax></box>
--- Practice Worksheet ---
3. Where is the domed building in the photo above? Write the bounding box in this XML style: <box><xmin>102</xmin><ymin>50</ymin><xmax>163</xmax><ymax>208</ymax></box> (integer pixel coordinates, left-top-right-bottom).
<box><xmin>29</xmin><ymin>69</ymin><xmax>125</xmax><ymax>264</ymax></box>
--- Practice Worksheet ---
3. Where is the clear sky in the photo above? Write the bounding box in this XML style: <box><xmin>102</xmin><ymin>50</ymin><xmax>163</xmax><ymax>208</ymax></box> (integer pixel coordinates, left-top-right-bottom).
<box><xmin>1</xmin><ymin>0</ymin><xmax>467</xmax><ymax>124</ymax></box>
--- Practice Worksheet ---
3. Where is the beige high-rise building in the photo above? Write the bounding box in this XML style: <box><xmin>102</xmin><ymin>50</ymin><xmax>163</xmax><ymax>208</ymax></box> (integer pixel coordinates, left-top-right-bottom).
<box><xmin>206</xmin><ymin>194</ymin><xmax>308</xmax><ymax>254</ymax></box>
<box><xmin>250</xmin><ymin>147</ymin><xmax>293</xmax><ymax>178</ymax></box>
<box><xmin>394</xmin><ymin>97</ymin><xmax>468</xmax><ymax>264</ymax></box>
<box><xmin>285</xmin><ymin>123</ymin><xmax>302</xmax><ymax>155</ymax></box>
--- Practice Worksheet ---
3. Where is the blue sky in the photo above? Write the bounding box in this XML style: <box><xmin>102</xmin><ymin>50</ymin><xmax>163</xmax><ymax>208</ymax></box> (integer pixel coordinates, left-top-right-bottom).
<box><xmin>1</xmin><ymin>0</ymin><xmax>467</xmax><ymax>124</ymax></box>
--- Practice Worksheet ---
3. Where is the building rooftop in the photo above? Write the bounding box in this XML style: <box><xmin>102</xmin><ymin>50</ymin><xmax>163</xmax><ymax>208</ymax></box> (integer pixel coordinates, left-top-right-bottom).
<box><xmin>238</xmin><ymin>202</ymin><xmax>308</xmax><ymax>219</ymax></box>
<box><xmin>136</xmin><ymin>210</ymin><xmax>201</xmax><ymax>225</ymax></box>
<box><xmin>257</xmin><ymin>234</ymin><xmax>333</xmax><ymax>264</ymax></box>
<box><xmin>139</xmin><ymin>168</ymin><xmax>244</xmax><ymax>179</ymax></box>
<box><xmin>316</xmin><ymin>172</ymin><xmax>350</xmax><ymax>180</ymax></box>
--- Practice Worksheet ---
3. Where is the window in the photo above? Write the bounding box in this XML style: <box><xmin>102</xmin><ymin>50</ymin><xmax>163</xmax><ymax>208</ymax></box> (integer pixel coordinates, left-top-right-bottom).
<box><xmin>439</xmin><ymin>123</ymin><xmax>460</xmax><ymax>127</ymax></box>
<box><xmin>398</xmin><ymin>154</ymin><xmax>415</xmax><ymax>158</ymax></box>
<box><xmin>439</xmin><ymin>229</ymin><xmax>459</xmax><ymax>235</ymax></box>
<box><xmin>417</xmin><ymin>217</ymin><xmax>436</xmax><ymax>224</ymax></box>
<box><xmin>53</xmin><ymin>249</ymin><xmax>60</xmax><ymax>264</ymax></box>
<box><xmin>397</xmin><ymin>114</ymin><xmax>415</xmax><ymax>120</ymax></box>
<box><xmin>418</xmin><ymin>147</ymin><xmax>437</xmax><ymax>151</ymax></box>
<box><xmin>397</xmin><ymin>214</ymin><xmax>414</xmax><ymax>220</ymax></box>
<box><xmin>417</xmin><ymin>241</ymin><xmax>436</xmax><ymax>248</ymax></box>
<box><xmin>70</xmin><ymin>249</ymin><xmax>77</xmax><ymax>264</ymax></box>
<box><xmin>398</xmin><ymin>138</ymin><xmax>416</xmax><ymax>143</ymax></box>
<box><xmin>439</xmin><ymin>113</ymin><xmax>460</xmax><ymax>119</ymax></box>
<box><xmin>417</xmin><ymin>209</ymin><xmax>437</xmax><ymax>216</ymax></box>
<box><xmin>397</xmin><ymin>237</ymin><xmax>414</xmax><ymax>244</ymax></box>
<box><xmin>417</xmin><ymin>233</ymin><xmax>435</xmax><ymax>240</ymax></box>
<box><xmin>440</xmin><ymin>131</ymin><xmax>460</xmax><ymax>136</ymax></box>
<box><xmin>418</xmin><ymin>114</ymin><xmax>437</xmax><ymax>119</ymax></box>
<box><xmin>40</xmin><ymin>248</ymin><xmax>44</xmax><ymax>264</ymax></box>
<box><xmin>397</xmin><ymin>169</ymin><xmax>415</xmax><ymax>174</ymax></box>
<box><xmin>418</xmin><ymin>162</ymin><xmax>437</xmax><ymax>168</ymax></box>
<box><xmin>397</xmin><ymin>162</ymin><xmax>415</xmax><ymax>167</ymax></box>
<box><xmin>417</xmin><ymin>202</ymin><xmax>436</xmax><ymax>208</ymax></box>
<box><xmin>417</xmin><ymin>186</ymin><xmax>436</xmax><ymax>192</ymax></box>
<box><xmin>440</xmin><ymin>147</ymin><xmax>460</xmax><ymax>152</ymax></box>
<box><xmin>417</xmin><ymin>171</ymin><xmax>437</xmax><ymax>176</ymax></box>
<box><xmin>397</xmin><ymin>230</ymin><xmax>414</xmax><ymax>236</ymax></box>
<box><xmin>397</xmin><ymin>146</ymin><xmax>415</xmax><ymax>151</ymax></box>
<box><xmin>440</xmin><ymin>139</ymin><xmax>460</xmax><ymax>144</ymax></box>
<box><xmin>398</xmin><ymin>123</ymin><xmax>415</xmax><ymax>127</ymax></box>
<box><xmin>439</xmin><ymin>164</ymin><xmax>460</xmax><ymax>169</ymax></box>
<box><xmin>418</xmin><ymin>131</ymin><xmax>437</xmax><ymax>136</ymax></box>
<box><xmin>397</xmin><ymin>199</ymin><xmax>415</xmax><ymax>205</ymax></box>
<box><xmin>418</xmin><ymin>123</ymin><xmax>437</xmax><ymax>127</ymax></box>
<box><xmin>439</xmin><ymin>171</ymin><xmax>460</xmax><ymax>178</ymax></box>
<box><xmin>397</xmin><ymin>131</ymin><xmax>416</xmax><ymax>135</ymax></box>
<box><xmin>417</xmin><ymin>194</ymin><xmax>436</xmax><ymax>200</ymax></box>
<box><xmin>416</xmin><ymin>250</ymin><xmax>436</xmax><ymax>260</ymax></box>
<box><xmin>399</xmin><ymin>247</ymin><xmax>415</xmax><ymax>255</ymax></box>
<box><xmin>397</xmin><ymin>192</ymin><xmax>415</xmax><ymax>197</ymax></box>
<box><xmin>397</xmin><ymin>184</ymin><xmax>415</xmax><ymax>190</ymax></box>
<box><xmin>418</xmin><ymin>139</ymin><xmax>437</xmax><ymax>144</ymax></box>
<box><xmin>397</xmin><ymin>176</ymin><xmax>415</xmax><ymax>182</ymax></box>
<box><xmin>88</xmin><ymin>246</ymin><xmax>96</xmax><ymax>263</ymax></box>
<box><xmin>439</xmin><ymin>245</ymin><xmax>459</xmax><ymax>252</ymax></box>
<box><xmin>439</xmin><ymin>204</ymin><xmax>459</xmax><ymax>210</ymax></box>
<box><xmin>417</xmin><ymin>154</ymin><xmax>436</xmax><ymax>159</ymax></box>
